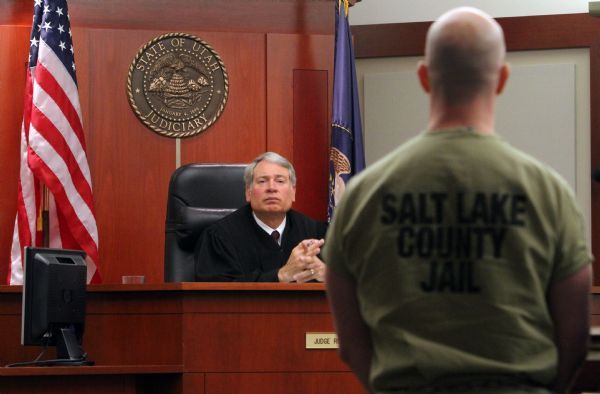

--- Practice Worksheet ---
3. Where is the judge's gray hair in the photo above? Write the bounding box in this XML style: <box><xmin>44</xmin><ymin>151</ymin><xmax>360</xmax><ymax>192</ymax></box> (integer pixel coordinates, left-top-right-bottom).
<box><xmin>244</xmin><ymin>152</ymin><xmax>297</xmax><ymax>188</ymax></box>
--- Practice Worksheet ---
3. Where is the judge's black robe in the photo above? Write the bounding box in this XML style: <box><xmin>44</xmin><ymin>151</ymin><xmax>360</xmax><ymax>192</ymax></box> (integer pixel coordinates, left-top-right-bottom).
<box><xmin>195</xmin><ymin>204</ymin><xmax>327</xmax><ymax>282</ymax></box>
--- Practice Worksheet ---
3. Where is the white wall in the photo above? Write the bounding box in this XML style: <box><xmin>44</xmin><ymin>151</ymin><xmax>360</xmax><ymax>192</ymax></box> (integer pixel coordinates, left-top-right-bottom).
<box><xmin>349</xmin><ymin>0</ymin><xmax>594</xmax><ymax>242</ymax></box>
<box><xmin>357</xmin><ymin>50</ymin><xmax>592</xmax><ymax>242</ymax></box>
<box><xmin>350</xmin><ymin>0</ymin><xmax>588</xmax><ymax>25</ymax></box>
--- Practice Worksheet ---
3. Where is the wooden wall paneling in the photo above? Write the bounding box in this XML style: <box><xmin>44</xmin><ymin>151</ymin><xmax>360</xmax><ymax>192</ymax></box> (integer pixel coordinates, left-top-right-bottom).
<box><xmin>266</xmin><ymin>34</ymin><xmax>334</xmax><ymax>219</ymax></box>
<box><xmin>180</xmin><ymin>32</ymin><xmax>267</xmax><ymax>165</ymax></box>
<box><xmin>353</xmin><ymin>21</ymin><xmax>429</xmax><ymax>58</ymax></box>
<box><xmin>83</xmin><ymin>290</ymin><xmax>183</xmax><ymax>367</ymax></box>
<box><xmin>0</xmin><ymin>0</ymin><xmax>333</xmax><ymax>35</ymax></box>
<box><xmin>182</xmin><ymin>373</ymin><xmax>205</xmax><ymax>394</ymax></box>
<box><xmin>79</xmin><ymin>29</ymin><xmax>176</xmax><ymax>284</ymax></box>
<box><xmin>182</xmin><ymin>289</ymin><xmax>330</xmax><ymax>314</ymax></box>
<box><xmin>0</xmin><ymin>375</ymin><xmax>137</xmax><ymax>394</ymax></box>
<box><xmin>180</xmin><ymin>286</ymin><xmax>344</xmax><ymax>374</ymax></box>
<box><xmin>0</xmin><ymin>27</ymin><xmax>30</xmax><ymax>284</ymax></box>
<box><xmin>182</xmin><ymin>313</ymin><xmax>345</xmax><ymax>372</ymax></box>
<box><xmin>205</xmin><ymin>372</ymin><xmax>362</xmax><ymax>394</ymax></box>
<box><xmin>0</xmin><ymin>314</ymin><xmax>45</xmax><ymax>365</ymax></box>
<box><xmin>293</xmin><ymin>70</ymin><xmax>330</xmax><ymax>220</ymax></box>
<box><xmin>84</xmin><ymin>313</ymin><xmax>181</xmax><ymax>365</ymax></box>
<box><xmin>352</xmin><ymin>13</ymin><xmax>600</xmax><ymax>283</ymax></box>
<box><xmin>0</xmin><ymin>290</ymin><xmax>183</xmax><ymax>366</ymax></box>
<box><xmin>352</xmin><ymin>14</ymin><xmax>600</xmax><ymax>58</ymax></box>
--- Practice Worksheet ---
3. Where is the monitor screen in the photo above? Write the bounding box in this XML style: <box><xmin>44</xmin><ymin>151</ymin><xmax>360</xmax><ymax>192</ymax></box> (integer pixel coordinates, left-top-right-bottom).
<box><xmin>19</xmin><ymin>247</ymin><xmax>92</xmax><ymax>365</ymax></box>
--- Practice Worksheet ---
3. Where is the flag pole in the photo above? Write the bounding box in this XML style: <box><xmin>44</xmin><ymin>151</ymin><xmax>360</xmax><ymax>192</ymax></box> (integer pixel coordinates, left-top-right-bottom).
<box><xmin>42</xmin><ymin>185</ymin><xmax>49</xmax><ymax>247</ymax></box>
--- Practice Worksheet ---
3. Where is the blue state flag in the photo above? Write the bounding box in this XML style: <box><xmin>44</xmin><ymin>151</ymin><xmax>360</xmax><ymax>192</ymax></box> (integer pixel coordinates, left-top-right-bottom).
<box><xmin>328</xmin><ymin>0</ymin><xmax>366</xmax><ymax>221</ymax></box>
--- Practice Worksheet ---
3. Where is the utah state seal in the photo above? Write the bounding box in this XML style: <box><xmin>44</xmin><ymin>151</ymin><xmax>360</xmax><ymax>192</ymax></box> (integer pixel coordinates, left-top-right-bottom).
<box><xmin>127</xmin><ymin>33</ymin><xmax>228</xmax><ymax>138</ymax></box>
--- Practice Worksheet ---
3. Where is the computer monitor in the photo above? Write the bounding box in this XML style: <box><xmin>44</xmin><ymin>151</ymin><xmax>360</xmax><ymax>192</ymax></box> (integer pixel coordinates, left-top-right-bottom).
<box><xmin>17</xmin><ymin>247</ymin><xmax>93</xmax><ymax>366</ymax></box>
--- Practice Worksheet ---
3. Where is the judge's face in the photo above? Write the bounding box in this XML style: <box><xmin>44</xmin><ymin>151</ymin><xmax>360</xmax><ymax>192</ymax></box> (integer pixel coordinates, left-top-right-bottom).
<box><xmin>246</xmin><ymin>160</ymin><xmax>296</xmax><ymax>216</ymax></box>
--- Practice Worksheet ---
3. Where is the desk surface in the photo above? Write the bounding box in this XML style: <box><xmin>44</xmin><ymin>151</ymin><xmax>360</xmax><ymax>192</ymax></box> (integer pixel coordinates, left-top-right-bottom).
<box><xmin>0</xmin><ymin>282</ymin><xmax>326</xmax><ymax>293</ymax></box>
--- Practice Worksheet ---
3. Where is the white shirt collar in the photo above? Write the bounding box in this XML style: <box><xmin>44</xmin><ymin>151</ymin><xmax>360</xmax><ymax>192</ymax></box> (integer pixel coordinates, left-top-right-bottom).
<box><xmin>252</xmin><ymin>212</ymin><xmax>286</xmax><ymax>245</ymax></box>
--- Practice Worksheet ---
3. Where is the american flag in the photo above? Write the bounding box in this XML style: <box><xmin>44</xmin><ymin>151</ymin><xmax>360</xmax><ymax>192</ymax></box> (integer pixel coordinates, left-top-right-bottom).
<box><xmin>328</xmin><ymin>0</ymin><xmax>365</xmax><ymax>221</ymax></box>
<box><xmin>9</xmin><ymin>0</ymin><xmax>100</xmax><ymax>284</ymax></box>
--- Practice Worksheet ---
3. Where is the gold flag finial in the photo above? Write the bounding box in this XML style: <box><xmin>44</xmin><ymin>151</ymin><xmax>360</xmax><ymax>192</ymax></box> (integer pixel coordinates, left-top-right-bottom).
<box><xmin>339</xmin><ymin>0</ymin><xmax>349</xmax><ymax>17</ymax></box>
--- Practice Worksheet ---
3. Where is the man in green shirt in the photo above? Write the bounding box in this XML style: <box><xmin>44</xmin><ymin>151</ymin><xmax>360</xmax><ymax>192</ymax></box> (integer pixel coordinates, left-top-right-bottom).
<box><xmin>325</xmin><ymin>7</ymin><xmax>593</xmax><ymax>394</ymax></box>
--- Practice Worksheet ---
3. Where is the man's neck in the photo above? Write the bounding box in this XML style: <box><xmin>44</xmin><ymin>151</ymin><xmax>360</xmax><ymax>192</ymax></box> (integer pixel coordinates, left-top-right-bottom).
<box><xmin>427</xmin><ymin>96</ymin><xmax>496</xmax><ymax>134</ymax></box>
<box><xmin>252</xmin><ymin>211</ymin><xmax>286</xmax><ymax>230</ymax></box>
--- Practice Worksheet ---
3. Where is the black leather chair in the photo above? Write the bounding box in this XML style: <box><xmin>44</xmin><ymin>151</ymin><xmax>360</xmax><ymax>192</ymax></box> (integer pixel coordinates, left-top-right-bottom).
<box><xmin>164</xmin><ymin>163</ymin><xmax>247</xmax><ymax>282</ymax></box>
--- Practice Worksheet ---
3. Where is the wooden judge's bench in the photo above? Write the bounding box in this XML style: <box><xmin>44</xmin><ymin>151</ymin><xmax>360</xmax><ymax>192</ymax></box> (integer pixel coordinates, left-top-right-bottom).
<box><xmin>0</xmin><ymin>284</ymin><xmax>599</xmax><ymax>394</ymax></box>
<box><xmin>0</xmin><ymin>283</ymin><xmax>360</xmax><ymax>393</ymax></box>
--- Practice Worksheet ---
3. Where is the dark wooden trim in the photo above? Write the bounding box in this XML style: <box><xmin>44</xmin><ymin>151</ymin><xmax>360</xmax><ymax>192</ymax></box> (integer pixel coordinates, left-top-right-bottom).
<box><xmin>352</xmin><ymin>13</ymin><xmax>600</xmax><ymax>283</ymax></box>
<box><xmin>0</xmin><ymin>365</ymin><xmax>183</xmax><ymax>377</ymax></box>
<box><xmin>0</xmin><ymin>0</ymin><xmax>335</xmax><ymax>34</ymax></box>
<box><xmin>0</xmin><ymin>282</ymin><xmax>326</xmax><ymax>293</ymax></box>
<box><xmin>353</xmin><ymin>21</ymin><xmax>430</xmax><ymax>58</ymax></box>
<box><xmin>352</xmin><ymin>13</ymin><xmax>600</xmax><ymax>58</ymax></box>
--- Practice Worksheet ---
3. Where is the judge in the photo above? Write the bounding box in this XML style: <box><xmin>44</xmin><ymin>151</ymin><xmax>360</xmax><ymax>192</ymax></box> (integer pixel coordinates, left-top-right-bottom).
<box><xmin>195</xmin><ymin>152</ymin><xmax>327</xmax><ymax>282</ymax></box>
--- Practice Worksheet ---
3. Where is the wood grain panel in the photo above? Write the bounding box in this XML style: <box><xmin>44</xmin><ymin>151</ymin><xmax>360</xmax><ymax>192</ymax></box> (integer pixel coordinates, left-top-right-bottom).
<box><xmin>180</xmin><ymin>32</ymin><xmax>266</xmax><ymax>165</ymax></box>
<box><xmin>0</xmin><ymin>286</ymin><xmax>598</xmax><ymax>393</ymax></box>
<box><xmin>0</xmin><ymin>0</ymin><xmax>334</xmax><ymax>35</ymax></box>
<box><xmin>353</xmin><ymin>21</ymin><xmax>429</xmax><ymax>59</ymax></box>
<box><xmin>266</xmin><ymin>34</ymin><xmax>334</xmax><ymax>218</ymax></box>
<box><xmin>182</xmin><ymin>290</ymin><xmax>330</xmax><ymax>314</ymax></box>
<box><xmin>0</xmin><ymin>315</ymin><xmax>45</xmax><ymax>365</ymax></box>
<box><xmin>78</xmin><ymin>29</ymin><xmax>176</xmax><ymax>284</ymax></box>
<box><xmin>182</xmin><ymin>313</ymin><xmax>345</xmax><ymax>372</ymax></box>
<box><xmin>0</xmin><ymin>27</ymin><xmax>29</xmax><ymax>284</ymax></box>
<box><xmin>0</xmin><ymin>367</ymin><xmax>183</xmax><ymax>394</ymax></box>
<box><xmin>182</xmin><ymin>373</ymin><xmax>205</xmax><ymax>394</ymax></box>
<box><xmin>87</xmin><ymin>289</ymin><xmax>182</xmax><ymax>314</ymax></box>
<box><xmin>352</xmin><ymin>13</ymin><xmax>600</xmax><ymax>283</ymax></box>
<box><xmin>84</xmin><ymin>314</ymin><xmax>181</xmax><ymax>365</ymax></box>
<box><xmin>0</xmin><ymin>312</ymin><xmax>181</xmax><ymax>366</ymax></box>
<box><xmin>0</xmin><ymin>375</ymin><xmax>136</xmax><ymax>394</ymax></box>
<box><xmin>293</xmin><ymin>70</ymin><xmax>330</xmax><ymax>221</ymax></box>
<box><xmin>205</xmin><ymin>372</ymin><xmax>363</xmax><ymax>394</ymax></box>
<box><xmin>352</xmin><ymin>14</ymin><xmax>600</xmax><ymax>59</ymax></box>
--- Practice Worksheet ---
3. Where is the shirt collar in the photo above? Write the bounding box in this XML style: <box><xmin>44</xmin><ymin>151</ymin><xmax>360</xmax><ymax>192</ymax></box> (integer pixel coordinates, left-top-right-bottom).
<box><xmin>252</xmin><ymin>212</ymin><xmax>287</xmax><ymax>245</ymax></box>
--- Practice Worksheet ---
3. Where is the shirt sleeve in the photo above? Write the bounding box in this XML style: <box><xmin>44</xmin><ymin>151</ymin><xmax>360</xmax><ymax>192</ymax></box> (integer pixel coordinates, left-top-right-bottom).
<box><xmin>323</xmin><ymin>191</ymin><xmax>354</xmax><ymax>279</ymax></box>
<box><xmin>550</xmin><ymin>185</ymin><xmax>594</xmax><ymax>282</ymax></box>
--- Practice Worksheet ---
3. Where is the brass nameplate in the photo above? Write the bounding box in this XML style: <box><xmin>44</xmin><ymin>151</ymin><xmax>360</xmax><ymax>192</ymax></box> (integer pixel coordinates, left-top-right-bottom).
<box><xmin>305</xmin><ymin>332</ymin><xmax>339</xmax><ymax>349</ymax></box>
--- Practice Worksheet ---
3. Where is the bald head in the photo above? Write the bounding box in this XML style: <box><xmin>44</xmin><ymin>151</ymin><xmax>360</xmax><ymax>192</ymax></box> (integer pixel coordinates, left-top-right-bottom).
<box><xmin>425</xmin><ymin>7</ymin><xmax>506</xmax><ymax>104</ymax></box>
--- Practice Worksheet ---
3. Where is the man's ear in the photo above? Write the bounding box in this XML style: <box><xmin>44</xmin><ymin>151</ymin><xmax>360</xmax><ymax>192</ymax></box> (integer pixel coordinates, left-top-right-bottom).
<box><xmin>496</xmin><ymin>63</ymin><xmax>510</xmax><ymax>95</ymax></box>
<box><xmin>417</xmin><ymin>61</ymin><xmax>430</xmax><ymax>93</ymax></box>
<box><xmin>245</xmin><ymin>187</ymin><xmax>251</xmax><ymax>203</ymax></box>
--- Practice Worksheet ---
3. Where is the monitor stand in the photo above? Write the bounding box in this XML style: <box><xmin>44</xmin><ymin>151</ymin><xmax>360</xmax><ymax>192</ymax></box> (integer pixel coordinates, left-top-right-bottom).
<box><xmin>54</xmin><ymin>326</ymin><xmax>94</xmax><ymax>365</ymax></box>
<box><xmin>6</xmin><ymin>327</ymin><xmax>95</xmax><ymax>367</ymax></box>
